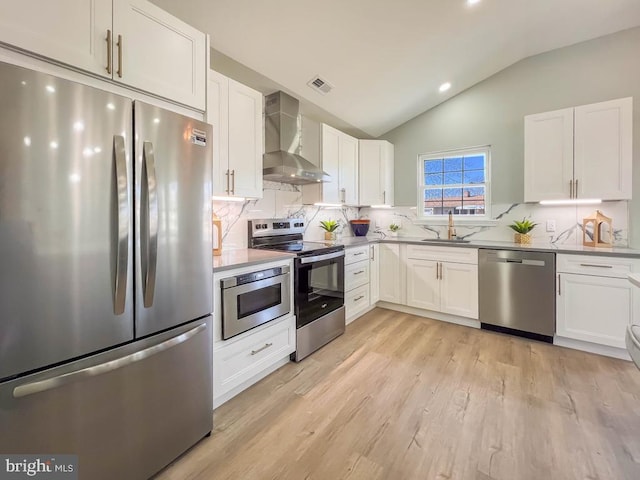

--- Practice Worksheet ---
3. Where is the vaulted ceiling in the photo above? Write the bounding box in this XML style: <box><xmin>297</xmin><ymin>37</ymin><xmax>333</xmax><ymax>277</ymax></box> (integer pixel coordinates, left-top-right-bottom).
<box><xmin>152</xmin><ymin>0</ymin><xmax>640</xmax><ymax>137</ymax></box>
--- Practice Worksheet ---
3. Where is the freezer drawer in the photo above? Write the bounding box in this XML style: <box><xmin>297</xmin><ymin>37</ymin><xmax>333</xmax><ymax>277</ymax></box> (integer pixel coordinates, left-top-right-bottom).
<box><xmin>0</xmin><ymin>316</ymin><xmax>213</xmax><ymax>480</ymax></box>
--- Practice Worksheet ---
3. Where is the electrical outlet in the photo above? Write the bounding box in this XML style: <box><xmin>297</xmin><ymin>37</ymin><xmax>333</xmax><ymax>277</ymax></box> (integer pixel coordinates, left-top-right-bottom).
<box><xmin>546</xmin><ymin>220</ymin><xmax>556</xmax><ymax>232</ymax></box>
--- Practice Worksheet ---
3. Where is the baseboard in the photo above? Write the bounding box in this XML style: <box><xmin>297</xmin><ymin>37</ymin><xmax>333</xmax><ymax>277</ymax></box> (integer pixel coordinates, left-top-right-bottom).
<box><xmin>346</xmin><ymin>305</ymin><xmax>375</xmax><ymax>325</ymax></box>
<box><xmin>375</xmin><ymin>302</ymin><xmax>480</xmax><ymax>329</ymax></box>
<box><xmin>213</xmin><ymin>356</ymin><xmax>291</xmax><ymax>409</ymax></box>
<box><xmin>554</xmin><ymin>336</ymin><xmax>631</xmax><ymax>361</ymax></box>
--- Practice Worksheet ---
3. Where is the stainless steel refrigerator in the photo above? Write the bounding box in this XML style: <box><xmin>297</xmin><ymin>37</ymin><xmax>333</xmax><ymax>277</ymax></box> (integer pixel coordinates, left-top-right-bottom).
<box><xmin>0</xmin><ymin>62</ymin><xmax>213</xmax><ymax>479</ymax></box>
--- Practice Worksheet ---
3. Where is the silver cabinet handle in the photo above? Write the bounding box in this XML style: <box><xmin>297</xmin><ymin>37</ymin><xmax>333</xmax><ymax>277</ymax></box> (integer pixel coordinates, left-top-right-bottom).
<box><xmin>225</xmin><ymin>169</ymin><xmax>230</xmax><ymax>194</ymax></box>
<box><xmin>354</xmin><ymin>251</ymin><xmax>365</xmax><ymax>256</ymax></box>
<box><xmin>383</xmin><ymin>190</ymin><xmax>386</xmax><ymax>204</ymax></box>
<box><xmin>355</xmin><ymin>295</ymin><xmax>365</xmax><ymax>301</ymax></box>
<box><xmin>569</xmin><ymin>180</ymin><xmax>573</xmax><ymax>199</ymax></box>
<box><xmin>341</xmin><ymin>188</ymin><xmax>346</xmax><ymax>203</ymax></box>
<box><xmin>439</xmin><ymin>262</ymin><xmax>443</xmax><ymax>280</ymax></box>
<box><xmin>579</xmin><ymin>263</ymin><xmax>613</xmax><ymax>268</ymax></box>
<box><xmin>251</xmin><ymin>342</ymin><xmax>273</xmax><ymax>355</ymax></box>
<box><xmin>371</xmin><ymin>246</ymin><xmax>375</xmax><ymax>261</ymax></box>
<box><xmin>232</xmin><ymin>169</ymin><xmax>236</xmax><ymax>194</ymax></box>
<box><xmin>142</xmin><ymin>141</ymin><xmax>158</xmax><ymax>308</ymax></box>
<box><xmin>13</xmin><ymin>323</ymin><xmax>207</xmax><ymax>398</ymax></box>
<box><xmin>116</xmin><ymin>34</ymin><xmax>123</xmax><ymax>78</ymax></box>
<box><xmin>354</xmin><ymin>270</ymin><xmax>365</xmax><ymax>275</ymax></box>
<box><xmin>113</xmin><ymin>135</ymin><xmax>129</xmax><ymax>315</ymax></box>
<box><xmin>436</xmin><ymin>262</ymin><xmax>440</xmax><ymax>280</ymax></box>
<box><xmin>106</xmin><ymin>29</ymin><xmax>112</xmax><ymax>74</ymax></box>
<box><xmin>558</xmin><ymin>274</ymin><xmax>561</xmax><ymax>295</ymax></box>
<box><xmin>575</xmin><ymin>179</ymin><xmax>578</xmax><ymax>198</ymax></box>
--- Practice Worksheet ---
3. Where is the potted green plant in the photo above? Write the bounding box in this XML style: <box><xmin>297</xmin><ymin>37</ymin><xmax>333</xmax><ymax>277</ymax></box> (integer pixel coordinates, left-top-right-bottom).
<box><xmin>508</xmin><ymin>218</ymin><xmax>537</xmax><ymax>244</ymax></box>
<box><xmin>389</xmin><ymin>223</ymin><xmax>401</xmax><ymax>237</ymax></box>
<box><xmin>319</xmin><ymin>219</ymin><xmax>339</xmax><ymax>240</ymax></box>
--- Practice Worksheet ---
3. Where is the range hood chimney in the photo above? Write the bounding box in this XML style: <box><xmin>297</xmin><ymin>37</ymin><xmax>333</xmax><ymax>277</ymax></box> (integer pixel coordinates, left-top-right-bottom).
<box><xmin>263</xmin><ymin>91</ymin><xmax>330</xmax><ymax>185</ymax></box>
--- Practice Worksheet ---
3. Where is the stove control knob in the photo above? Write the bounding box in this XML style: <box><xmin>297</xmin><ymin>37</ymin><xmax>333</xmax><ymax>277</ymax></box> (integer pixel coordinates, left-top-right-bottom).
<box><xmin>255</xmin><ymin>224</ymin><xmax>261</xmax><ymax>230</ymax></box>
<box><xmin>262</xmin><ymin>224</ymin><xmax>268</xmax><ymax>229</ymax></box>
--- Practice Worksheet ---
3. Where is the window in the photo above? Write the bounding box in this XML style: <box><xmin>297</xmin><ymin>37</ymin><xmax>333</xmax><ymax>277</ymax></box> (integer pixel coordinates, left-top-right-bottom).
<box><xmin>417</xmin><ymin>146</ymin><xmax>490</xmax><ymax>220</ymax></box>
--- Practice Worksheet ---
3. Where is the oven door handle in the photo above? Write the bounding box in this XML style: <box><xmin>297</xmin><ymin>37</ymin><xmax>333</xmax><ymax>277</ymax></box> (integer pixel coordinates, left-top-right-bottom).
<box><xmin>299</xmin><ymin>250</ymin><xmax>345</xmax><ymax>264</ymax></box>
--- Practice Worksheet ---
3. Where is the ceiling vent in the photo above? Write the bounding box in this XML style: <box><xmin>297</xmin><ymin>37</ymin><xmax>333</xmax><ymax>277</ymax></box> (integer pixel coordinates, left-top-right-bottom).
<box><xmin>307</xmin><ymin>75</ymin><xmax>333</xmax><ymax>95</ymax></box>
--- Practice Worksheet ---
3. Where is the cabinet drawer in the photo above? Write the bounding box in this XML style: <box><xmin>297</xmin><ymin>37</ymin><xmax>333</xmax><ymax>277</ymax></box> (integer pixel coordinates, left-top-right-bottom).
<box><xmin>345</xmin><ymin>260</ymin><xmax>370</xmax><ymax>290</ymax></box>
<box><xmin>406</xmin><ymin>245</ymin><xmax>478</xmax><ymax>264</ymax></box>
<box><xmin>213</xmin><ymin>316</ymin><xmax>295</xmax><ymax>399</ymax></box>
<box><xmin>557</xmin><ymin>254</ymin><xmax>640</xmax><ymax>278</ymax></box>
<box><xmin>346</xmin><ymin>284</ymin><xmax>370</xmax><ymax>319</ymax></box>
<box><xmin>345</xmin><ymin>245</ymin><xmax>370</xmax><ymax>265</ymax></box>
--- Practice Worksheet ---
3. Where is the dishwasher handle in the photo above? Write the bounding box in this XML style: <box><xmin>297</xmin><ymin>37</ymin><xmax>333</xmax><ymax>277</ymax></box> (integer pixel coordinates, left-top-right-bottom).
<box><xmin>492</xmin><ymin>257</ymin><xmax>546</xmax><ymax>267</ymax></box>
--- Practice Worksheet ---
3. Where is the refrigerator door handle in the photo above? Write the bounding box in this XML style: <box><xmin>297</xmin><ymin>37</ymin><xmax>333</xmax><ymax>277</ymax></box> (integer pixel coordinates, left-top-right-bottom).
<box><xmin>12</xmin><ymin>322</ymin><xmax>207</xmax><ymax>399</ymax></box>
<box><xmin>142</xmin><ymin>141</ymin><xmax>159</xmax><ymax>308</ymax></box>
<box><xmin>113</xmin><ymin>135</ymin><xmax>129</xmax><ymax>315</ymax></box>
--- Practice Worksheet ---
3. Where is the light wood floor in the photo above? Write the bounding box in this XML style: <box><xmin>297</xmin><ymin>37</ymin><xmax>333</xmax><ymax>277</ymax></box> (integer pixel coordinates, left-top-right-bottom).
<box><xmin>156</xmin><ymin>308</ymin><xmax>640</xmax><ymax>480</ymax></box>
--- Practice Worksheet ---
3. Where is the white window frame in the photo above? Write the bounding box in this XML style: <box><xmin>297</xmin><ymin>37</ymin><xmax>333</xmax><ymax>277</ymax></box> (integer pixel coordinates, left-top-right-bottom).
<box><xmin>416</xmin><ymin>145</ymin><xmax>494</xmax><ymax>225</ymax></box>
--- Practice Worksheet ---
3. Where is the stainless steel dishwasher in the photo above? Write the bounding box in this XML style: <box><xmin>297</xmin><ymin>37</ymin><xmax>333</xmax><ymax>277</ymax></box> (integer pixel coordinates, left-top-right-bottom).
<box><xmin>479</xmin><ymin>249</ymin><xmax>556</xmax><ymax>342</ymax></box>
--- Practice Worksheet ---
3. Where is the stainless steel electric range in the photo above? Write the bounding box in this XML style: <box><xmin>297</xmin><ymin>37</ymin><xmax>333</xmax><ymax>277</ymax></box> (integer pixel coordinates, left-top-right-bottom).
<box><xmin>248</xmin><ymin>218</ymin><xmax>345</xmax><ymax>361</ymax></box>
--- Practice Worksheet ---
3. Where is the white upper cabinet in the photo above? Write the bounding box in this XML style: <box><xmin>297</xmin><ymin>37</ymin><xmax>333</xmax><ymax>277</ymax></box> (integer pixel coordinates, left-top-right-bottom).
<box><xmin>113</xmin><ymin>0</ymin><xmax>206</xmax><ymax>109</ymax></box>
<box><xmin>524</xmin><ymin>97</ymin><xmax>632</xmax><ymax>202</ymax></box>
<box><xmin>574</xmin><ymin>98</ymin><xmax>633</xmax><ymax>200</ymax></box>
<box><xmin>321</xmin><ymin>124</ymin><xmax>359</xmax><ymax>205</ymax></box>
<box><xmin>359</xmin><ymin>140</ymin><xmax>394</xmax><ymax>206</ymax></box>
<box><xmin>524</xmin><ymin>108</ymin><xmax>574</xmax><ymax>202</ymax></box>
<box><xmin>0</xmin><ymin>0</ymin><xmax>112</xmax><ymax>77</ymax></box>
<box><xmin>0</xmin><ymin>0</ymin><xmax>206</xmax><ymax>110</ymax></box>
<box><xmin>207</xmin><ymin>70</ymin><xmax>263</xmax><ymax>199</ymax></box>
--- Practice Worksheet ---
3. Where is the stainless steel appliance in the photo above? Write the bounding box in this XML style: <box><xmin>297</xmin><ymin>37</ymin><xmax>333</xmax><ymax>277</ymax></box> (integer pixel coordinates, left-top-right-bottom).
<box><xmin>479</xmin><ymin>249</ymin><xmax>556</xmax><ymax>342</ymax></box>
<box><xmin>248</xmin><ymin>219</ymin><xmax>345</xmax><ymax>361</ymax></box>
<box><xmin>0</xmin><ymin>62</ymin><xmax>213</xmax><ymax>480</ymax></box>
<box><xmin>221</xmin><ymin>265</ymin><xmax>291</xmax><ymax>339</ymax></box>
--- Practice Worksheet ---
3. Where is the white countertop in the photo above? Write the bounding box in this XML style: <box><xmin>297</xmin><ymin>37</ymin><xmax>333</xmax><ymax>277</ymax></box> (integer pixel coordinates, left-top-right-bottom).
<box><xmin>213</xmin><ymin>249</ymin><xmax>295</xmax><ymax>272</ymax></box>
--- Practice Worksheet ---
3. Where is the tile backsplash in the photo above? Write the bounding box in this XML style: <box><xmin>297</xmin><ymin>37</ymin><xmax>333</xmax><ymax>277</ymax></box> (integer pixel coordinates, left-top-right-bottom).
<box><xmin>214</xmin><ymin>181</ymin><xmax>629</xmax><ymax>249</ymax></box>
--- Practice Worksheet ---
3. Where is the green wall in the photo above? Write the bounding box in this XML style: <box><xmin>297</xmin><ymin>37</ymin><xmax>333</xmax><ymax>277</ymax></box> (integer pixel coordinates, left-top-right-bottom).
<box><xmin>382</xmin><ymin>27</ymin><xmax>640</xmax><ymax>247</ymax></box>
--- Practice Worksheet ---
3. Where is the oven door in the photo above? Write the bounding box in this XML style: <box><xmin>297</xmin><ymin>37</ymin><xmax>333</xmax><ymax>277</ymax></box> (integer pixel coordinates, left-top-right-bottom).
<box><xmin>222</xmin><ymin>273</ymin><xmax>291</xmax><ymax>339</ymax></box>
<box><xmin>295</xmin><ymin>250</ymin><xmax>345</xmax><ymax>328</ymax></box>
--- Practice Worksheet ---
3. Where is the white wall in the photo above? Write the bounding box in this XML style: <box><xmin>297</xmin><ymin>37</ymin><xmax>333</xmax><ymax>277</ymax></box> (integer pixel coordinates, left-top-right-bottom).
<box><xmin>382</xmin><ymin>27</ymin><xmax>640</xmax><ymax>247</ymax></box>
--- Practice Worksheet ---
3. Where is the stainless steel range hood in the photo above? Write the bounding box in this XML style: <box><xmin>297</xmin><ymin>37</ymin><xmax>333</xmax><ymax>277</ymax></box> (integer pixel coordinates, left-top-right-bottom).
<box><xmin>263</xmin><ymin>91</ymin><xmax>330</xmax><ymax>185</ymax></box>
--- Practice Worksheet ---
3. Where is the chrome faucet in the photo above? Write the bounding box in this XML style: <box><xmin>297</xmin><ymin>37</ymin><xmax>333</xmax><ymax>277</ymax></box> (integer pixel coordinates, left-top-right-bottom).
<box><xmin>447</xmin><ymin>211</ymin><xmax>456</xmax><ymax>240</ymax></box>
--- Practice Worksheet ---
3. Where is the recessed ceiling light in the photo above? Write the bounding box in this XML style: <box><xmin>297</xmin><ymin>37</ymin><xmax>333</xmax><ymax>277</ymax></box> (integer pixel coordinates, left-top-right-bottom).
<box><xmin>45</xmin><ymin>85</ymin><xmax>55</xmax><ymax>93</ymax></box>
<box><xmin>439</xmin><ymin>82</ymin><xmax>451</xmax><ymax>93</ymax></box>
<box><xmin>467</xmin><ymin>0</ymin><xmax>481</xmax><ymax>5</ymax></box>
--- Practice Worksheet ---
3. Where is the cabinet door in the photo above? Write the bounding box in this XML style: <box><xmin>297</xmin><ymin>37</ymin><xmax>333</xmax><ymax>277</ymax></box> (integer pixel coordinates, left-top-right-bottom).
<box><xmin>340</xmin><ymin>134</ymin><xmax>359</xmax><ymax>205</ymax></box>
<box><xmin>382</xmin><ymin>142</ymin><xmax>395</xmax><ymax>206</ymax></box>
<box><xmin>321</xmin><ymin>124</ymin><xmax>341</xmax><ymax>204</ymax></box>
<box><xmin>574</xmin><ymin>97</ymin><xmax>632</xmax><ymax>200</ymax></box>
<box><xmin>406</xmin><ymin>259</ymin><xmax>440</xmax><ymax>311</ymax></box>
<box><xmin>524</xmin><ymin>108</ymin><xmax>574</xmax><ymax>202</ymax></box>
<box><xmin>359</xmin><ymin>140</ymin><xmax>384</xmax><ymax>206</ymax></box>
<box><xmin>379</xmin><ymin>244</ymin><xmax>403</xmax><ymax>304</ymax></box>
<box><xmin>0</xmin><ymin>0</ymin><xmax>112</xmax><ymax>78</ymax></box>
<box><xmin>113</xmin><ymin>0</ymin><xmax>206</xmax><ymax>109</ymax></box>
<box><xmin>440</xmin><ymin>262</ymin><xmax>478</xmax><ymax>319</ymax></box>
<box><xmin>370</xmin><ymin>244</ymin><xmax>380</xmax><ymax>304</ymax></box>
<box><xmin>557</xmin><ymin>273</ymin><xmax>637</xmax><ymax>348</ymax></box>
<box><xmin>207</xmin><ymin>70</ymin><xmax>230</xmax><ymax>196</ymax></box>
<box><xmin>228</xmin><ymin>79</ymin><xmax>263</xmax><ymax>198</ymax></box>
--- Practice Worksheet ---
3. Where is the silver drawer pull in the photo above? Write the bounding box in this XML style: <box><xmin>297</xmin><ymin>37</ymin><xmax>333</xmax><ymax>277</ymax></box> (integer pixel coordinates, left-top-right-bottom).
<box><xmin>354</xmin><ymin>251</ymin><xmax>365</xmax><ymax>256</ymax></box>
<box><xmin>251</xmin><ymin>342</ymin><xmax>273</xmax><ymax>355</ymax></box>
<box><xmin>354</xmin><ymin>295</ymin><xmax>365</xmax><ymax>301</ymax></box>
<box><xmin>579</xmin><ymin>263</ymin><xmax>613</xmax><ymax>269</ymax></box>
<box><xmin>354</xmin><ymin>270</ymin><xmax>365</xmax><ymax>275</ymax></box>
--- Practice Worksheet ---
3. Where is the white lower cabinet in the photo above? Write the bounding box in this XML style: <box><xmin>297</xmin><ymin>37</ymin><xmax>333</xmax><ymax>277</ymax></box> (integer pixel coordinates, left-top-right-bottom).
<box><xmin>369</xmin><ymin>244</ymin><xmax>380</xmax><ymax>304</ymax></box>
<box><xmin>556</xmin><ymin>254</ymin><xmax>640</xmax><ymax>353</ymax></box>
<box><xmin>378</xmin><ymin>243</ymin><xmax>405</xmax><ymax>304</ymax></box>
<box><xmin>345</xmin><ymin>245</ymin><xmax>372</xmax><ymax>323</ymax></box>
<box><xmin>213</xmin><ymin>316</ymin><xmax>295</xmax><ymax>407</ymax></box>
<box><xmin>406</xmin><ymin>257</ymin><xmax>478</xmax><ymax>319</ymax></box>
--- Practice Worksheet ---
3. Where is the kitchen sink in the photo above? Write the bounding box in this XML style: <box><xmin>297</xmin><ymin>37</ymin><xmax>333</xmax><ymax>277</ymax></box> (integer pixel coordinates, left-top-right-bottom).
<box><xmin>420</xmin><ymin>238</ymin><xmax>470</xmax><ymax>244</ymax></box>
